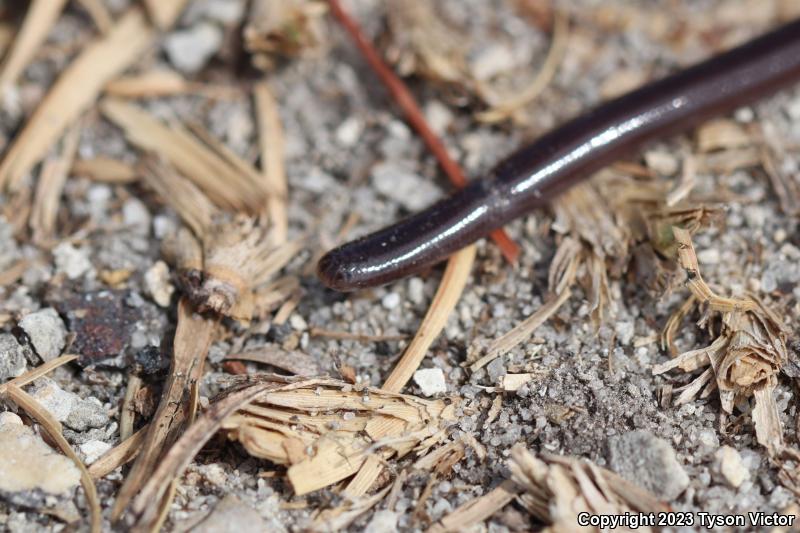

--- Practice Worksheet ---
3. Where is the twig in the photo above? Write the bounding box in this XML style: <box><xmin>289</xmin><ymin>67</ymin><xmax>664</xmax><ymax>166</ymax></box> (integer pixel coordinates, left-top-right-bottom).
<box><xmin>325</xmin><ymin>0</ymin><xmax>519</xmax><ymax>264</ymax></box>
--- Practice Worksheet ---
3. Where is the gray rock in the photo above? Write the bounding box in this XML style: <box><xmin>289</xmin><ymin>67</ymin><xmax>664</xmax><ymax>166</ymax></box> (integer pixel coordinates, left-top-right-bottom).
<box><xmin>486</xmin><ymin>357</ymin><xmax>507</xmax><ymax>384</ymax></box>
<box><xmin>18</xmin><ymin>308</ymin><xmax>67</xmax><ymax>362</ymax></box>
<box><xmin>193</xmin><ymin>495</ymin><xmax>266</xmax><ymax>533</ymax></box>
<box><xmin>29</xmin><ymin>378</ymin><xmax>77</xmax><ymax>422</ymax></box>
<box><xmin>65</xmin><ymin>397</ymin><xmax>109</xmax><ymax>432</ymax></box>
<box><xmin>371</xmin><ymin>161</ymin><xmax>442</xmax><ymax>211</ymax></box>
<box><xmin>607</xmin><ymin>430</ymin><xmax>689</xmax><ymax>501</ymax></box>
<box><xmin>164</xmin><ymin>23</ymin><xmax>223</xmax><ymax>73</ymax></box>
<box><xmin>0</xmin><ymin>216</ymin><xmax>20</xmax><ymax>271</ymax></box>
<box><xmin>0</xmin><ymin>333</ymin><xmax>28</xmax><ymax>381</ymax></box>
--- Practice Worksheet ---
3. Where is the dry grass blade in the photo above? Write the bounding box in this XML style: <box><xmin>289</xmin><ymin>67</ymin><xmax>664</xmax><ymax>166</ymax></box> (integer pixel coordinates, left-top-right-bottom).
<box><xmin>427</xmin><ymin>480</ymin><xmax>518</xmax><ymax>533</ymax></box>
<box><xmin>470</xmin><ymin>289</ymin><xmax>571</xmax><ymax>372</ymax></box>
<box><xmin>88</xmin><ymin>428</ymin><xmax>146</xmax><ymax>479</ymax></box>
<box><xmin>383</xmin><ymin>245</ymin><xmax>476</xmax><ymax>392</ymax></box>
<box><xmin>143</xmin><ymin>0</ymin><xmax>189</xmax><ymax>30</ymax></box>
<box><xmin>101</xmin><ymin>98</ymin><xmax>269</xmax><ymax>212</ymax></box>
<box><xmin>0</xmin><ymin>259</ymin><xmax>28</xmax><ymax>288</ymax></box>
<box><xmin>221</xmin><ymin>378</ymin><xmax>458</xmax><ymax>496</ymax></box>
<box><xmin>254</xmin><ymin>82</ymin><xmax>289</xmax><ymax>243</ymax></box>
<box><xmin>184</xmin><ymin>216</ymin><xmax>304</xmax><ymax>321</ymax></box>
<box><xmin>140</xmin><ymin>157</ymin><xmax>219</xmax><ymax>238</ymax></box>
<box><xmin>73</xmin><ymin>156</ymin><xmax>137</xmax><ymax>184</ymax></box>
<box><xmin>0</xmin><ymin>7</ymin><xmax>165</xmax><ymax>191</ymax></box>
<box><xmin>655</xmin><ymin>227</ymin><xmax>787</xmax><ymax>455</ymax></box>
<box><xmin>343</xmin><ymin>246</ymin><xmax>474</xmax><ymax>498</ymax></box>
<box><xmin>0</xmin><ymin>0</ymin><xmax>68</xmax><ymax>89</ymax></box>
<box><xmin>0</xmin><ymin>353</ymin><xmax>77</xmax><ymax>395</ymax></box>
<box><xmin>308</xmin><ymin>485</ymin><xmax>392</xmax><ymax>532</ymax></box>
<box><xmin>225</xmin><ymin>345</ymin><xmax>320</xmax><ymax>376</ymax></box>
<box><xmin>475</xmin><ymin>8</ymin><xmax>569</xmax><ymax>123</ymax></box>
<box><xmin>75</xmin><ymin>0</ymin><xmax>113</xmax><ymax>33</ymax></box>
<box><xmin>30</xmin><ymin>124</ymin><xmax>81</xmax><ymax>245</ymax></box>
<box><xmin>105</xmin><ymin>69</ymin><xmax>188</xmax><ymax>98</ymax></box>
<box><xmin>112</xmin><ymin>298</ymin><xmax>218</xmax><ymax>521</ymax></box>
<box><xmin>126</xmin><ymin>380</ymin><xmax>276</xmax><ymax>531</ymax></box>
<box><xmin>4</xmin><ymin>385</ymin><xmax>101</xmax><ymax>533</ymax></box>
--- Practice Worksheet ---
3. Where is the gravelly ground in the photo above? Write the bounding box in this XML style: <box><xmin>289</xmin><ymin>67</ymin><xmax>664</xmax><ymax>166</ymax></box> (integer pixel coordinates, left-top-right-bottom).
<box><xmin>2</xmin><ymin>0</ymin><xmax>800</xmax><ymax>531</ymax></box>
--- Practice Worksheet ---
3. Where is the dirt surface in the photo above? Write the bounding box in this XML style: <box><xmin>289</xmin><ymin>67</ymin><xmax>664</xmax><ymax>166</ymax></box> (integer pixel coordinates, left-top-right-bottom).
<box><xmin>2</xmin><ymin>0</ymin><xmax>800</xmax><ymax>531</ymax></box>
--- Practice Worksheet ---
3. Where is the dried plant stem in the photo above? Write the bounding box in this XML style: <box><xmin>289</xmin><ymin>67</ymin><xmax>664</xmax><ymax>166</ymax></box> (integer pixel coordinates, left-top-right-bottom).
<box><xmin>30</xmin><ymin>124</ymin><xmax>81</xmax><ymax>245</ymax></box>
<box><xmin>5</xmin><ymin>385</ymin><xmax>101</xmax><ymax>533</ymax></box>
<box><xmin>470</xmin><ymin>288</ymin><xmax>571</xmax><ymax>371</ymax></box>
<box><xmin>88</xmin><ymin>427</ymin><xmax>145</xmax><ymax>479</ymax></box>
<box><xmin>0</xmin><ymin>0</ymin><xmax>68</xmax><ymax>88</ymax></box>
<box><xmin>0</xmin><ymin>353</ymin><xmax>77</xmax><ymax>395</ymax></box>
<box><xmin>325</xmin><ymin>0</ymin><xmax>519</xmax><ymax>264</ymax></box>
<box><xmin>427</xmin><ymin>480</ymin><xmax>518</xmax><ymax>533</ymax></box>
<box><xmin>475</xmin><ymin>7</ymin><xmax>569</xmax><ymax>123</ymax></box>
<box><xmin>0</xmin><ymin>7</ymin><xmax>161</xmax><ymax>191</ymax></box>
<box><xmin>254</xmin><ymin>82</ymin><xmax>289</xmax><ymax>243</ymax></box>
<box><xmin>112</xmin><ymin>298</ymin><xmax>218</xmax><ymax>521</ymax></box>
<box><xmin>383</xmin><ymin>245</ymin><xmax>476</xmax><ymax>392</ymax></box>
<box><xmin>344</xmin><ymin>245</ymin><xmax>475</xmax><ymax>498</ymax></box>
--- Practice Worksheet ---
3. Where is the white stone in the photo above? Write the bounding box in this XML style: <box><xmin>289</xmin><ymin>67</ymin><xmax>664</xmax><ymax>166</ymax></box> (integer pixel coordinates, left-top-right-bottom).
<box><xmin>697</xmin><ymin>248</ymin><xmax>720</xmax><ymax>265</ymax></box>
<box><xmin>80</xmin><ymin>440</ymin><xmax>112</xmax><ymax>465</ymax></box>
<box><xmin>365</xmin><ymin>510</ymin><xmax>399</xmax><ymax>533</ymax></box>
<box><xmin>413</xmin><ymin>368</ymin><xmax>446</xmax><ymax>396</ymax></box>
<box><xmin>0</xmin><ymin>423</ymin><xmax>81</xmax><ymax>494</ymax></box>
<box><xmin>144</xmin><ymin>261</ymin><xmax>175</xmax><ymax>307</ymax></box>
<box><xmin>53</xmin><ymin>242</ymin><xmax>92</xmax><ymax>279</ymax></box>
<box><xmin>30</xmin><ymin>378</ymin><xmax>77</xmax><ymax>423</ymax></box>
<box><xmin>18</xmin><ymin>308</ymin><xmax>67</xmax><ymax>362</ymax></box>
<box><xmin>122</xmin><ymin>197</ymin><xmax>151</xmax><ymax>232</ymax></box>
<box><xmin>0</xmin><ymin>412</ymin><xmax>23</xmax><ymax>427</ymax></box>
<box><xmin>335</xmin><ymin>117</ymin><xmax>363</xmax><ymax>147</ymax></box>
<box><xmin>371</xmin><ymin>162</ymin><xmax>442</xmax><ymax>211</ymax></box>
<box><xmin>164</xmin><ymin>23</ymin><xmax>223</xmax><ymax>73</ymax></box>
<box><xmin>289</xmin><ymin>314</ymin><xmax>308</xmax><ymax>331</ymax></box>
<box><xmin>644</xmin><ymin>150</ymin><xmax>679</xmax><ymax>176</ymax></box>
<box><xmin>470</xmin><ymin>44</ymin><xmax>515</xmax><ymax>81</ymax></box>
<box><xmin>715</xmin><ymin>446</ymin><xmax>749</xmax><ymax>488</ymax></box>
<box><xmin>381</xmin><ymin>292</ymin><xmax>401</xmax><ymax>310</ymax></box>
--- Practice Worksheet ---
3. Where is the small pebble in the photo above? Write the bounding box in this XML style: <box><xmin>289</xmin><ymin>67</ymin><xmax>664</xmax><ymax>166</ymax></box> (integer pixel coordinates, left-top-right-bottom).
<box><xmin>365</xmin><ymin>510</ymin><xmax>399</xmax><ymax>533</ymax></box>
<box><xmin>607</xmin><ymin>430</ymin><xmax>689</xmax><ymax>501</ymax></box>
<box><xmin>413</xmin><ymin>368</ymin><xmax>447</xmax><ymax>396</ymax></box>
<box><xmin>714</xmin><ymin>446</ymin><xmax>749</xmax><ymax>488</ymax></box>
<box><xmin>18</xmin><ymin>308</ymin><xmax>67</xmax><ymax>362</ymax></box>
<box><xmin>144</xmin><ymin>261</ymin><xmax>175</xmax><ymax>307</ymax></box>
<box><xmin>381</xmin><ymin>292</ymin><xmax>401</xmax><ymax>310</ymax></box>
<box><xmin>164</xmin><ymin>22</ymin><xmax>223</xmax><ymax>73</ymax></box>
<box><xmin>80</xmin><ymin>440</ymin><xmax>112</xmax><ymax>464</ymax></box>
<box><xmin>53</xmin><ymin>242</ymin><xmax>92</xmax><ymax>279</ymax></box>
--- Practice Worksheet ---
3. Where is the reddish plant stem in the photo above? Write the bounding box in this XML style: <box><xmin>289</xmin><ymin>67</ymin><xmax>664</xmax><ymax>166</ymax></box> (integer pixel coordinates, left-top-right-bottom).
<box><xmin>325</xmin><ymin>0</ymin><xmax>520</xmax><ymax>265</ymax></box>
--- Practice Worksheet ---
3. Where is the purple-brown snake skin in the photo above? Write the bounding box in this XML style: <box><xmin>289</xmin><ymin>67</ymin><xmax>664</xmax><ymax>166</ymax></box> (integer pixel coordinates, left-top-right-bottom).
<box><xmin>318</xmin><ymin>18</ymin><xmax>800</xmax><ymax>291</ymax></box>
